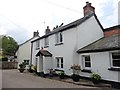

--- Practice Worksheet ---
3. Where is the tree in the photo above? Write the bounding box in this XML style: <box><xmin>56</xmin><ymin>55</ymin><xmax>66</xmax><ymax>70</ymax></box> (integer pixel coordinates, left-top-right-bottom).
<box><xmin>1</xmin><ymin>35</ymin><xmax>18</xmax><ymax>56</ymax></box>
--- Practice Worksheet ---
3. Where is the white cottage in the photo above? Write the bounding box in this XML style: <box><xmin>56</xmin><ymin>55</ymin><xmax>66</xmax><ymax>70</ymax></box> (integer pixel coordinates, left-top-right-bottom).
<box><xmin>77</xmin><ymin>25</ymin><xmax>120</xmax><ymax>87</ymax></box>
<box><xmin>31</xmin><ymin>2</ymin><xmax>104</xmax><ymax>75</ymax></box>
<box><xmin>16</xmin><ymin>31</ymin><xmax>39</xmax><ymax>69</ymax></box>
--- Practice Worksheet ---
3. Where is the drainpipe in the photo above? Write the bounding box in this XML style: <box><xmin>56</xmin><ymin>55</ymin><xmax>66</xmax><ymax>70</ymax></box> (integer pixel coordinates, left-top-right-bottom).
<box><xmin>30</xmin><ymin>42</ymin><xmax>33</xmax><ymax>69</ymax></box>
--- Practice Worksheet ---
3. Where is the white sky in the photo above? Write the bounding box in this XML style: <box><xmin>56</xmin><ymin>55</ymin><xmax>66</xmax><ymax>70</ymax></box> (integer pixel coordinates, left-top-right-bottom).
<box><xmin>0</xmin><ymin>0</ymin><xmax>119</xmax><ymax>44</ymax></box>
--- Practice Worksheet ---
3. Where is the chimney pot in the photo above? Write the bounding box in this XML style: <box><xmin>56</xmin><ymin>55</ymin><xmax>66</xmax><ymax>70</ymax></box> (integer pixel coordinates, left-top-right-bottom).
<box><xmin>45</xmin><ymin>26</ymin><xmax>51</xmax><ymax>34</ymax></box>
<box><xmin>33</xmin><ymin>30</ymin><xmax>39</xmax><ymax>37</ymax></box>
<box><xmin>83</xmin><ymin>2</ymin><xmax>95</xmax><ymax>16</ymax></box>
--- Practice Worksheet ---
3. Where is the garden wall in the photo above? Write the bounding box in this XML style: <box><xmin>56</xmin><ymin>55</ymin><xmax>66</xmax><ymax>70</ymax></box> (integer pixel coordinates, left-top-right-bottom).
<box><xmin>0</xmin><ymin>61</ymin><xmax>18</xmax><ymax>69</ymax></box>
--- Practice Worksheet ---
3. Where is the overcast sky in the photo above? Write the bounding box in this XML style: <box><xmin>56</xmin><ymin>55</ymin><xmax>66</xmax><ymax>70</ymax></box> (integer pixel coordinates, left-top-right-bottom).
<box><xmin>0</xmin><ymin>0</ymin><xmax>119</xmax><ymax>44</ymax></box>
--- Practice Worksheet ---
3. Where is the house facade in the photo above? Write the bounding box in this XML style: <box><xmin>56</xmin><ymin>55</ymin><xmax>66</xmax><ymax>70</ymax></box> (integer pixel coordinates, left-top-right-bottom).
<box><xmin>77</xmin><ymin>25</ymin><xmax>120</xmax><ymax>83</ymax></box>
<box><xmin>31</xmin><ymin>2</ymin><xmax>120</xmax><ymax>87</ymax></box>
<box><xmin>16</xmin><ymin>31</ymin><xmax>39</xmax><ymax>69</ymax></box>
<box><xmin>31</xmin><ymin>2</ymin><xmax>103</xmax><ymax>75</ymax></box>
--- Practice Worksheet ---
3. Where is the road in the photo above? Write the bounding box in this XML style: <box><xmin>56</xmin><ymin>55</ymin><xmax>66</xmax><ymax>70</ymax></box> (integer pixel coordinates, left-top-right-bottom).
<box><xmin>2</xmin><ymin>69</ymin><xmax>106</xmax><ymax>89</ymax></box>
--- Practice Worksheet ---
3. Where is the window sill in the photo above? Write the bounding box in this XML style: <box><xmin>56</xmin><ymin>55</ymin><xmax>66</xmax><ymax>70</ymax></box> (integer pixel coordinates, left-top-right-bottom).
<box><xmin>44</xmin><ymin>46</ymin><xmax>49</xmax><ymax>48</ymax></box>
<box><xmin>55</xmin><ymin>42</ymin><xmax>63</xmax><ymax>46</ymax></box>
<box><xmin>55</xmin><ymin>69</ymin><xmax>64</xmax><ymax>72</ymax></box>
<box><xmin>81</xmin><ymin>69</ymin><xmax>92</xmax><ymax>73</ymax></box>
<box><xmin>108</xmin><ymin>67</ymin><xmax>120</xmax><ymax>71</ymax></box>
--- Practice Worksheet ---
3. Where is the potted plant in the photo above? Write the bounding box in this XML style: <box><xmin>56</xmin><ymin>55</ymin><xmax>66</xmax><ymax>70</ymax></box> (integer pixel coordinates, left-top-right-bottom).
<box><xmin>71</xmin><ymin>74</ymin><xmax>80</xmax><ymax>82</ymax></box>
<box><xmin>70</xmin><ymin>64</ymin><xmax>81</xmax><ymax>82</ymax></box>
<box><xmin>27</xmin><ymin>64</ymin><xmax>34</xmax><ymax>73</ymax></box>
<box><xmin>48</xmin><ymin>68</ymin><xmax>54</xmax><ymax>77</ymax></box>
<box><xmin>91</xmin><ymin>73</ymin><xmax>101</xmax><ymax>84</ymax></box>
<box><xmin>58</xmin><ymin>71</ymin><xmax>65</xmax><ymax>79</ymax></box>
<box><xmin>31</xmin><ymin>65</ymin><xmax>37</xmax><ymax>73</ymax></box>
<box><xmin>18</xmin><ymin>62</ymin><xmax>26</xmax><ymax>73</ymax></box>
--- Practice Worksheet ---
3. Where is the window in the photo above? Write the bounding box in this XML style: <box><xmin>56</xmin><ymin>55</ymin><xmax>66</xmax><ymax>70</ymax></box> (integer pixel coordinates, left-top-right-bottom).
<box><xmin>24</xmin><ymin>60</ymin><xmax>29</xmax><ymax>65</ymax></box>
<box><xmin>36</xmin><ymin>40</ymin><xmax>40</xmax><ymax>49</ymax></box>
<box><xmin>111</xmin><ymin>52</ymin><xmax>120</xmax><ymax>68</ymax></box>
<box><xmin>82</xmin><ymin>55</ymin><xmax>91</xmax><ymax>69</ymax></box>
<box><xmin>55</xmin><ymin>32</ymin><xmax>63</xmax><ymax>44</ymax></box>
<box><xmin>56</xmin><ymin>57</ymin><xmax>63</xmax><ymax>69</ymax></box>
<box><xmin>44</xmin><ymin>37</ymin><xmax>49</xmax><ymax>47</ymax></box>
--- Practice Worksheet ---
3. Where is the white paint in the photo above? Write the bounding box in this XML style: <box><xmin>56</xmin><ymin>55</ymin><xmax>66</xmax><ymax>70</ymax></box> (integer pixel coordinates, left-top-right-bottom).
<box><xmin>32</xmin><ymin>15</ymin><xmax>104</xmax><ymax>76</ymax></box>
<box><xmin>79</xmin><ymin>50</ymin><xmax>120</xmax><ymax>82</ymax></box>
<box><xmin>77</xmin><ymin>16</ymin><xmax>104</xmax><ymax>49</ymax></box>
<box><xmin>16</xmin><ymin>36</ymin><xmax>39</xmax><ymax>69</ymax></box>
<box><xmin>43</xmin><ymin>57</ymin><xmax>52</xmax><ymax>74</ymax></box>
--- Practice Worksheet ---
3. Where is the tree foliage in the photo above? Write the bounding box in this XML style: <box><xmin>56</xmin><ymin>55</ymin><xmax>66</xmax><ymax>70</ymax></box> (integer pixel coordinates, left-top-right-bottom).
<box><xmin>1</xmin><ymin>35</ymin><xmax>18</xmax><ymax>55</ymax></box>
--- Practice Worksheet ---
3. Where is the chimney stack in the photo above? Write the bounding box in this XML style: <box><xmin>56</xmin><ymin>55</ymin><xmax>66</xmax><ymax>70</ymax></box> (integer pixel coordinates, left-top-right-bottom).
<box><xmin>83</xmin><ymin>2</ymin><xmax>95</xmax><ymax>16</ymax></box>
<box><xmin>33</xmin><ymin>30</ymin><xmax>39</xmax><ymax>37</ymax></box>
<box><xmin>45</xmin><ymin>26</ymin><xmax>51</xmax><ymax>34</ymax></box>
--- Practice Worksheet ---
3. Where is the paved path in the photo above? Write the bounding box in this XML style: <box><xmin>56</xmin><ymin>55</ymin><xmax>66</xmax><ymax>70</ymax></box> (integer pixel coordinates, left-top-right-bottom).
<box><xmin>2</xmin><ymin>69</ymin><xmax>102</xmax><ymax>89</ymax></box>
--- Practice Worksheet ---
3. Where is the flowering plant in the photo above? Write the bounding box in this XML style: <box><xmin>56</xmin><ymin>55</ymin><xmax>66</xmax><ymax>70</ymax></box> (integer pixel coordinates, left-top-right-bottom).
<box><xmin>70</xmin><ymin>64</ymin><xmax>81</xmax><ymax>75</ymax></box>
<box><xmin>70</xmin><ymin>64</ymin><xmax>81</xmax><ymax>70</ymax></box>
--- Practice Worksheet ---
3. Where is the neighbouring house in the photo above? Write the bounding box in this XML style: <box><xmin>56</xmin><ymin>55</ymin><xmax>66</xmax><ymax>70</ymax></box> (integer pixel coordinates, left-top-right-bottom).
<box><xmin>77</xmin><ymin>25</ymin><xmax>120</xmax><ymax>86</ymax></box>
<box><xmin>16</xmin><ymin>31</ymin><xmax>40</xmax><ymax>69</ymax></box>
<box><xmin>30</xmin><ymin>2</ymin><xmax>119</xmax><ymax>88</ymax></box>
<box><xmin>31</xmin><ymin>2</ymin><xmax>103</xmax><ymax>75</ymax></box>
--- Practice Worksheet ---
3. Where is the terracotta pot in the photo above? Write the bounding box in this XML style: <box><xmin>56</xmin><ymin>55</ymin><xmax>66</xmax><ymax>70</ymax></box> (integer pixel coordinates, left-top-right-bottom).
<box><xmin>92</xmin><ymin>79</ymin><xmax>100</xmax><ymax>84</ymax></box>
<box><xmin>72</xmin><ymin>74</ymin><xmax>80</xmax><ymax>82</ymax></box>
<box><xmin>59</xmin><ymin>75</ymin><xmax>65</xmax><ymax>79</ymax></box>
<box><xmin>19</xmin><ymin>68</ymin><xmax>25</xmax><ymax>73</ymax></box>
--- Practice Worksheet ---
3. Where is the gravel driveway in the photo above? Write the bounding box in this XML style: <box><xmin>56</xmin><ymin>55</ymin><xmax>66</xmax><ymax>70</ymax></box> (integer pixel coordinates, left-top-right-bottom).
<box><xmin>2</xmin><ymin>69</ymin><xmax>105</xmax><ymax>89</ymax></box>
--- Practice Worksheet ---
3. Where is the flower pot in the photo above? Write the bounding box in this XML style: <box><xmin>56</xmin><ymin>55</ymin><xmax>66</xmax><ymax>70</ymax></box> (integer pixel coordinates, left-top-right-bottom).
<box><xmin>19</xmin><ymin>68</ymin><xmax>25</xmax><ymax>73</ymax></box>
<box><xmin>59</xmin><ymin>75</ymin><xmax>65</xmax><ymax>79</ymax></box>
<box><xmin>29</xmin><ymin>69</ymin><xmax>34</xmax><ymax>73</ymax></box>
<box><xmin>71</xmin><ymin>74</ymin><xmax>79</xmax><ymax>82</ymax></box>
<box><xmin>92</xmin><ymin>79</ymin><xmax>100</xmax><ymax>84</ymax></box>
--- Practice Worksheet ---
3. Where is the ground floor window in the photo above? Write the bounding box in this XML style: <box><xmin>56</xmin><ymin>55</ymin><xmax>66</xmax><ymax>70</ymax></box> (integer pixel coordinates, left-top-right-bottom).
<box><xmin>111</xmin><ymin>52</ymin><xmax>120</xmax><ymax>68</ymax></box>
<box><xmin>56</xmin><ymin>57</ymin><xmax>63</xmax><ymax>69</ymax></box>
<box><xmin>82</xmin><ymin>55</ymin><xmax>91</xmax><ymax>69</ymax></box>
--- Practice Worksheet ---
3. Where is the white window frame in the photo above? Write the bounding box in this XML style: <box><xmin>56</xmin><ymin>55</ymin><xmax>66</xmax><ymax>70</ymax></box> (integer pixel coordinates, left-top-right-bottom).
<box><xmin>110</xmin><ymin>52</ymin><xmax>120</xmax><ymax>68</ymax></box>
<box><xmin>44</xmin><ymin>37</ymin><xmax>49</xmax><ymax>47</ymax></box>
<box><xmin>82</xmin><ymin>55</ymin><xmax>91</xmax><ymax>70</ymax></box>
<box><xmin>55</xmin><ymin>32</ymin><xmax>63</xmax><ymax>44</ymax></box>
<box><xmin>56</xmin><ymin>57</ymin><xmax>63</xmax><ymax>69</ymax></box>
<box><xmin>36</xmin><ymin>40</ymin><xmax>40</xmax><ymax>49</ymax></box>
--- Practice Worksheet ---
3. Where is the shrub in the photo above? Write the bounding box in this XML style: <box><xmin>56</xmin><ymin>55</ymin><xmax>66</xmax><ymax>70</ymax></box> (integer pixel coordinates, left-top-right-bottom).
<box><xmin>19</xmin><ymin>62</ymin><xmax>26</xmax><ymax>69</ymax></box>
<box><xmin>91</xmin><ymin>73</ymin><xmax>101</xmax><ymax>81</ymax></box>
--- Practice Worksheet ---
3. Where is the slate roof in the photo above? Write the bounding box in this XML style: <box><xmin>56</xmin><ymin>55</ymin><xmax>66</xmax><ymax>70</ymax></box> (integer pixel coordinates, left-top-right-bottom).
<box><xmin>32</xmin><ymin>13</ymin><xmax>103</xmax><ymax>43</ymax></box>
<box><xmin>36</xmin><ymin>50</ymin><xmax>52</xmax><ymax>57</ymax></box>
<box><xmin>77</xmin><ymin>34</ymin><xmax>120</xmax><ymax>53</ymax></box>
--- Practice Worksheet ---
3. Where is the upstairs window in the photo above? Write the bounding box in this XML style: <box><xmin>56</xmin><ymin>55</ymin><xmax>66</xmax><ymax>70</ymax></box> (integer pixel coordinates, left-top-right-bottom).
<box><xmin>36</xmin><ymin>40</ymin><xmax>40</xmax><ymax>49</ymax></box>
<box><xmin>55</xmin><ymin>32</ymin><xmax>63</xmax><ymax>44</ymax></box>
<box><xmin>44</xmin><ymin>37</ymin><xmax>49</xmax><ymax>47</ymax></box>
<box><xmin>111</xmin><ymin>52</ymin><xmax>120</xmax><ymax>68</ymax></box>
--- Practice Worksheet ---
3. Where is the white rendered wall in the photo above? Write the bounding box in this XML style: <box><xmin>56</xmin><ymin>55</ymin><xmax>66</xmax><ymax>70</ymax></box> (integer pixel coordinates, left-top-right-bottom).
<box><xmin>17</xmin><ymin>37</ymin><xmax>39</xmax><ymax>68</ymax></box>
<box><xmin>32</xmin><ymin>16</ymin><xmax>104</xmax><ymax>75</ymax></box>
<box><xmin>17</xmin><ymin>40</ymin><xmax>31</xmax><ymax>68</ymax></box>
<box><xmin>79</xmin><ymin>51</ymin><xmax>120</xmax><ymax>82</ymax></box>
<box><xmin>77</xmin><ymin>16</ymin><xmax>104</xmax><ymax>49</ymax></box>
